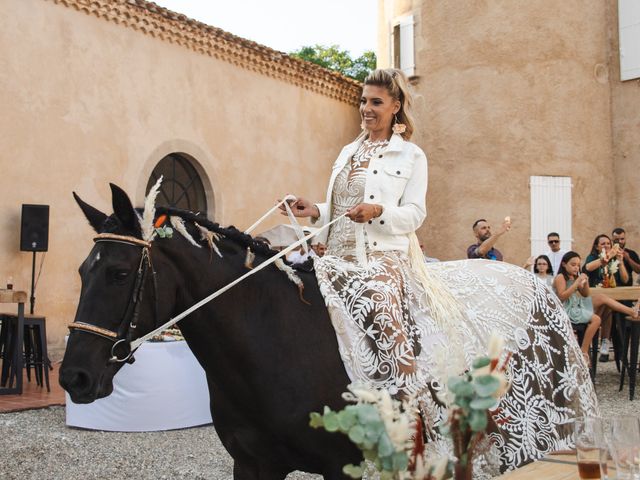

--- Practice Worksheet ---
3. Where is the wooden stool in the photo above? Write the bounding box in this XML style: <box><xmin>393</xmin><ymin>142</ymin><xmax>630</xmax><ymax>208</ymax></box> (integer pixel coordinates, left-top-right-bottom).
<box><xmin>618</xmin><ymin>315</ymin><xmax>640</xmax><ymax>400</ymax></box>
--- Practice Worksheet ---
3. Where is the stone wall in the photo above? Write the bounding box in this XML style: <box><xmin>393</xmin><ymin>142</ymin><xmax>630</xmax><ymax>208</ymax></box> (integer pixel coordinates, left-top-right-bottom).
<box><xmin>378</xmin><ymin>0</ymin><xmax>622</xmax><ymax>263</ymax></box>
<box><xmin>0</xmin><ymin>0</ymin><xmax>360</xmax><ymax>358</ymax></box>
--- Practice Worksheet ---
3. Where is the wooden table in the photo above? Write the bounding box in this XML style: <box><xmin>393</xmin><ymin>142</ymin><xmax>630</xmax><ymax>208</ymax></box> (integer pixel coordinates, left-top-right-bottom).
<box><xmin>496</xmin><ymin>453</ymin><xmax>614</xmax><ymax>479</ymax></box>
<box><xmin>0</xmin><ymin>289</ymin><xmax>27</xmax><ymax>395</ymax></box>
<box><xmin>591</xmin><ymin>285</ymin><xmax>640</xmax><ymax>301</ymax></box>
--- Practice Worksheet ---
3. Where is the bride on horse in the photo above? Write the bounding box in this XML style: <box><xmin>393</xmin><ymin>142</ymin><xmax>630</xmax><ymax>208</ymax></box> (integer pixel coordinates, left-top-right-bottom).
<box><xmin>61</xmin><ymin>68</ymin><xmax>596</xmax><ymax>478</ymax></box>
<box><xmin>284</xmin><ymin>68</ymin><xmax>597</xmax><ymax>464</ymax></box>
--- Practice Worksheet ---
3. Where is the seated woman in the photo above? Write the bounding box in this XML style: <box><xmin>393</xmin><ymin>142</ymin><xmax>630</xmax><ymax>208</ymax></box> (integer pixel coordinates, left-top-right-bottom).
<box><xmin>533</xmin><ymin>254</ymin><xmax>554</xmax><ymax>288</ymax></box>
<box><xmin>554</xmin><ymin>251</ymin><xmax>601</xmax><ymax>360</ymax></box>
<box><xmin>583</xmin><ymin>234</ymin><xmax>636</xmax><ymax>361</ymax></box>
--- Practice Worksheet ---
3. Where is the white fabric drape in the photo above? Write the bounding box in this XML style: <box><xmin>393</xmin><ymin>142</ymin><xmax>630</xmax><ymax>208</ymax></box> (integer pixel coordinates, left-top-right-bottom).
<box><xmin>65</xmin><ymin>341</ymin><xmax>212</xmax><ymax>432</ymax></box>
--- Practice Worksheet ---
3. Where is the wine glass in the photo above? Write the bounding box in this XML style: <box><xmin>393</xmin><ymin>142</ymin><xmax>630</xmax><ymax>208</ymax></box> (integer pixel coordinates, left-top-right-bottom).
<box><xmin>609</xmin><ymin>416</ymin><xmax>640</xmax><ymax>480</ymax></box>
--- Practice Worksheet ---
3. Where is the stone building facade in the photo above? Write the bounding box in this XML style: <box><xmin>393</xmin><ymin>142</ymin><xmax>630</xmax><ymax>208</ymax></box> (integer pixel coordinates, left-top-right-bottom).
<box><xmin>1</xmin><ymin>0</ymin><xmax>361</xmax><ymax>357</ymax></box>
<box><xmin>377</xmin><ymin>0</ymin><xmax>640</xmax><ymax>264</ymax></box>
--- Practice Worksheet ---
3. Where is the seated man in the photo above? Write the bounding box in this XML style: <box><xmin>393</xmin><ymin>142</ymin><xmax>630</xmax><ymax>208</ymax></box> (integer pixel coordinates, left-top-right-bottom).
<box><xmin>467</xmin><ymin>217</ymin><xmax>511</xmax><ymax>261</ymax></box>
<box><xmin>311</xmin><ymin>242</ymin><xmax>327</xmax><ymax>258</ymax></box>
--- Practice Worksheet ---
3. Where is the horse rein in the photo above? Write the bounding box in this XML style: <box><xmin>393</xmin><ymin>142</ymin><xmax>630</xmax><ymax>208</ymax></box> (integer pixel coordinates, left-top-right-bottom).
<box><xmin>67</xmin><ymin>233</ymin><xmax>157</xmax><ymax>364</ymax></box>
<box><xmin>67</xmin><ymin>207</ymin><xmax>347</xmax><ymax>365</ymax></box>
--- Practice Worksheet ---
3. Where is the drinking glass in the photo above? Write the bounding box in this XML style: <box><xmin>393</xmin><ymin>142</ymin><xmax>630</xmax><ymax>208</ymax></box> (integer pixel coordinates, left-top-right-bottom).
<box><xmin>609</xmin><ymin>416</ymin><xmax>640</xmax><ymax>480</ymax></box>
<box><xmin>575</xmin><ymin>417</ymin><xmax>603</xmax><ymax>479</ymax></box>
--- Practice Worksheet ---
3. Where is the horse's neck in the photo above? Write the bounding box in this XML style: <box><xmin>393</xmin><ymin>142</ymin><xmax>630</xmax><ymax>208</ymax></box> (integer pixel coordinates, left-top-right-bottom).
<box><xmin>170</xmin><ymin>244</ymin><xmax>330</xmax><ymax>379</ymax></box>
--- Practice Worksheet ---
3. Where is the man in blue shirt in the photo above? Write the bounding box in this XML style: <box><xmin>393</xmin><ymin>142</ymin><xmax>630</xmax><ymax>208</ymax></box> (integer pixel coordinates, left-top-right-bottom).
<box><xmin>467</xmin><ymin>217</ymin><xmax>511</xmax><ymax>261</ymax></box>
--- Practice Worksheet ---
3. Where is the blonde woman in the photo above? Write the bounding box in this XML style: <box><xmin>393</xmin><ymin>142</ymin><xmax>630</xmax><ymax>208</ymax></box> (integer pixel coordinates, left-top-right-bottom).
<box><xmin>282</xmin><ymin>68</ymin><xmax>597</xmax><ymax>470</ymax></box>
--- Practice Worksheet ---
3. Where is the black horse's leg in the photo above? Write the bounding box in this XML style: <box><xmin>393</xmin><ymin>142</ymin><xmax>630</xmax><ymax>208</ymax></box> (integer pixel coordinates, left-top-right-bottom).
<box><xmin>233</xmin><ymin>461</ymin><xmax>289</xmax><ymax>480</ymax></box>
<box><xmin>233</xmin><ymin>461</ymin><xmax>258</xmax><ymax>479</ymax></box>
<box><xmin>322</xmin><ymin>466</ymin><xmax>353</xmax><ymax>480</ymax></box>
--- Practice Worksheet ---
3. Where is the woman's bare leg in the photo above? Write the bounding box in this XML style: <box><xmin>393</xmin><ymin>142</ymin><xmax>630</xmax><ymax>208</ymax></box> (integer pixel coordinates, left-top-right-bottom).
<box><xmin>592</xmin><ymin>293</ymin><xmax>638</xmax><ymax>319</ymax></box>
<box><xmin>594</xmin><ymin>303</ymin><xmax>612</xmax><ymax>340</ymax></box>
<box><xmin>581</xmin><ymin>314</ymin><xmax>601</xmax><ymax>355</ymax></box>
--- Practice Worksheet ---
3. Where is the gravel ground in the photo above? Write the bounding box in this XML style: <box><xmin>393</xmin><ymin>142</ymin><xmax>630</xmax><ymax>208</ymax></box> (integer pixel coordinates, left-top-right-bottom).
<box><xmin>1</xmin><ymin>362</ymin><xmax>639</xmax><ymax>480</ymax></box>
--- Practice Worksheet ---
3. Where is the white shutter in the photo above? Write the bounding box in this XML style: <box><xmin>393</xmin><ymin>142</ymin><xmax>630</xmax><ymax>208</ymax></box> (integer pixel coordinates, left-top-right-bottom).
<box><xmin>391</xmin><ymin>16</ymin><xmax>415</xmax><ymax>77</ymax></box>
<box><xmin>619</xmin><ymin>0</ymin><xmax>640</xmax><ymax>81</ymax></box>
<box><xmin>399</xmin><ymin>16</ymin><xmax>415</xmax><ymax>77</ymax></box>
<box><xmin>530</xmin><ymin>176</ymin><xmax>573</xmax><ymax>256</ymax></box>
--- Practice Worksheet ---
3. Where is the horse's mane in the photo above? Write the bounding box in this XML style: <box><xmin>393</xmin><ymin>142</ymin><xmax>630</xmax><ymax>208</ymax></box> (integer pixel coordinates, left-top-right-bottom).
<box><xmin>155</xmin><ymin>206</ymin><xmax>277</xmax><ymax>259</ymax></box>
<box><xmin>100</xmin><ymin>206</ymin><xmax>276</xmax><ymax>258</ymax></box>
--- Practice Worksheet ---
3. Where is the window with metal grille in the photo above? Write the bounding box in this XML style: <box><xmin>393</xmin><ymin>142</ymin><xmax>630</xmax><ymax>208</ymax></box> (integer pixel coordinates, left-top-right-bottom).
<box><xmin>146</xmin><ymin>153</ymin><xmax>207</xmax><ymax>214</ymax></box>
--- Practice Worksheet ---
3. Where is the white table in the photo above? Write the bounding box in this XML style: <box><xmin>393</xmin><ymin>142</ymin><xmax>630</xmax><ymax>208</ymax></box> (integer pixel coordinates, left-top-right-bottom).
<box><xmin>66</xmin><ymin>340</ymin><xmax>212</xmax><ymax>432</ymax></box>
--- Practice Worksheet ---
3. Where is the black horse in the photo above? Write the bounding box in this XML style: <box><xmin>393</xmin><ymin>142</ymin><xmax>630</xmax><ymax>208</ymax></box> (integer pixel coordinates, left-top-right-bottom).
<box><xmin>60</xmin><ymin>184</ymin><xmax>360</xmax><ymax>479</ymax></box>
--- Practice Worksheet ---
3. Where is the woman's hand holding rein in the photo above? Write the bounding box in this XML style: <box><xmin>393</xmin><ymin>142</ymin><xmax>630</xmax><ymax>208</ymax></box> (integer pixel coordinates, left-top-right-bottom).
<box><xmin>346</xmin><ymin>203</ymin><xmax>383</xmax><ymax>223</ymax></box>
<box><xmin>278</xmin><ymin>197</ymin><xmax>383</xmax><ymax>223</ymax></box>
<box><xmin>278</xmin><ymin>197</ymin><xmax>319</xmax><ymax>219</ymax></box>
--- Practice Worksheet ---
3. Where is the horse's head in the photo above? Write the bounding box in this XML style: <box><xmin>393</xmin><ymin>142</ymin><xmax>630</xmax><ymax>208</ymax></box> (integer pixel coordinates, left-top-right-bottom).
<box><xmin>60</xmin><ymin>183</ymin><xmax>178</xmax><ymax>403</ymax></box>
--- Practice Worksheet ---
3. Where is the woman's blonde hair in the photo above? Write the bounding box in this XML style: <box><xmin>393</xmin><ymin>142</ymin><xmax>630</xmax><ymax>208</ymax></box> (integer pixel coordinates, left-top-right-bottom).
<box><xmin>362</xmin><ymin>68</ymin><xmax>415</xmax><ymax>140</ymax></box>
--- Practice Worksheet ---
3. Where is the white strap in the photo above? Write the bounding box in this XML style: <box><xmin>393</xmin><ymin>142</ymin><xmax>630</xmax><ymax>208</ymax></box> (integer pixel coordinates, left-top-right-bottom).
<box><xmin>244</xmin><ymin>195</ymin><xmax>308</xmax><ymax>253</ymax></box>
<box><xmin>130</xmin><ymin>212</ymin><xmax>347</xmax><ymax>350</ymax></box>
<box><xmin>244</xmin><ymin>194</ymin><xmax>296</xmax><ymax>234</ymax></box>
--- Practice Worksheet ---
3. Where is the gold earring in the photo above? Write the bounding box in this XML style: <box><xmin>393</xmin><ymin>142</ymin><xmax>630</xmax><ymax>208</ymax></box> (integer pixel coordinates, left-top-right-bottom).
<box><xmin>392</xmin><ymin>114</ymin><xmax>406</xmax><ymax>134</ymax></box>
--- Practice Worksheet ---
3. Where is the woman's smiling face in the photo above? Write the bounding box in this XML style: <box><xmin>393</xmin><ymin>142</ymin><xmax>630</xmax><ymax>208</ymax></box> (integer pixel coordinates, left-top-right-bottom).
<box><xmin>598</xmin><ymin>236</ymin><xmax>612</xmax><ymax>252</ymax></box>
<box><xmin>359</xmin><ymin>85</ymin><xmax>400</xmax><ymax>139</ymax></box>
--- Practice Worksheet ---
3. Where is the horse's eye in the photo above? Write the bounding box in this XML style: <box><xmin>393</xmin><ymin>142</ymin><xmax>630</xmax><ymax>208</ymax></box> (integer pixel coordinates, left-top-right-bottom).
<box><xmin>110</xmin><ymin>269</ymin><xmax>130</xmax><ymax>284</ymax></box>
<box><xmin>115</xmin><ymin>271</ymin><xmax>129</xmax><ymax>280</ymax></box>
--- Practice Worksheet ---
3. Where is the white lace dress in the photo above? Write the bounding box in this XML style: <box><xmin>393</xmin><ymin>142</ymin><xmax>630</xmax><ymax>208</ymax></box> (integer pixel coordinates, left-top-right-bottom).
<box><xmin>315</xmin><ymin>139</ymin><xmax>443</xmax><ymax>398</ymax></box>
<box><xmin>314</xmin><ymin>139</ymin><xmax>598</xmax><ymax>473</ymax></box>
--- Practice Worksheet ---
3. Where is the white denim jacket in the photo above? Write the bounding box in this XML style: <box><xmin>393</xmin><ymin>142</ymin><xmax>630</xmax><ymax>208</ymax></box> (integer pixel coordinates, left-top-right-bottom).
<box><xmin>313</xmin><ymin>133</ymin><xmax>428</xmax><ymax>254</ymax></box>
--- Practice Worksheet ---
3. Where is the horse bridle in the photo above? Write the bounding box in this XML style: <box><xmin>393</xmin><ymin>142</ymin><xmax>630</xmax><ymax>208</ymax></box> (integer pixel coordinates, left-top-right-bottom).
<box><xmin>67</xmin><ymin>233</ymin><xmax>159</xmax><ymax>364</ymax></box>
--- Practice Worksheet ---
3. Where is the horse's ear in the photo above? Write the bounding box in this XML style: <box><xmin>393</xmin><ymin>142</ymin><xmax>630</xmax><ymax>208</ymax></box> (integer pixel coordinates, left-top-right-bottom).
<box><xmin>109</xmin><ymin>183</ymin><xmax>140</xmax><ymax>235</ymax></box>
<box><xmin>73</xmin><ymin>192</ymin><xmax>108</xmax><ymax>233</ymax></box>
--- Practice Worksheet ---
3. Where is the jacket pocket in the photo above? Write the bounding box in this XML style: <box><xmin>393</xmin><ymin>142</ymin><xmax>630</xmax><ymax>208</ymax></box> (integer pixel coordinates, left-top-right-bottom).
<box><xmin>380</xmin><ymin>164</ymin><xmax>411</xmax><ymax>199</ymax></box>
<box><xmin>383</xmin><ymin>164</ymin><xmax>411</xmax><ymax>179</ymax></box>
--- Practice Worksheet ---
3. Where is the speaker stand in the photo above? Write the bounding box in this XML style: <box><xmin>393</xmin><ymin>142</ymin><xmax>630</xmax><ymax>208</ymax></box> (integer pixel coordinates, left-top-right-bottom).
<box><xmin>30</xmin><ymin>251</ymin><xmax>36</xmax><ymax>315</ymax></box>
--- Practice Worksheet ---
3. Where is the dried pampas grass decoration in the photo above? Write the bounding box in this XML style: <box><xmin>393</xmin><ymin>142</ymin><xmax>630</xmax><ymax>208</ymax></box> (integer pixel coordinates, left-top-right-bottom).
<box><xmin>170</xmin><ymin>216</ymin><xmax>201</xmax><ymax>248</ymax></box>
<box><xmin>140</xmin><ymin>176</ymin><xmax>163</xmax><ymax>242</ymax></box>
<box><xmin>244</xmin><ymin>247</ymin><xmax>256</xmax><ymax>269</ymax></box>
<box><xmin>195</xmin><ymin>223</ymin><xmax>223</xmax><ymax>259</ymax></box>
<box><xmin>274</xmin><ymin>258</ymin><xmax>310</xmax><ymax>305</ymax></box>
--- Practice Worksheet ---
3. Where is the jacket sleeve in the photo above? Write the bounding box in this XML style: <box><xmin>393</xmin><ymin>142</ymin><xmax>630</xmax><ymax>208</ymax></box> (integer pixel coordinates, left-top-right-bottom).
<box><xmin>375</xmin><ymin>147</ymin><xmax>428</xmax><ymax>235</ymax></box>
<box><xmin>311</xmin><ymin>202</ymin><xmax>329</xmax><ymax>227</ymax></box>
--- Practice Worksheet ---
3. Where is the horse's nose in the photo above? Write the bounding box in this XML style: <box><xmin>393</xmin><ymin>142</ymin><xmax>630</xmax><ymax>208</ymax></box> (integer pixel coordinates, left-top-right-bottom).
<box><xmin>59</xmin><ymin>367</ymin><xmax>93</xmax><ymax>399</ymax></box>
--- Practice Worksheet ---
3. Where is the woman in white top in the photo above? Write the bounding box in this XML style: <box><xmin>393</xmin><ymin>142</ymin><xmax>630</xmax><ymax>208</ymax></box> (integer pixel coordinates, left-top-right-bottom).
<box><xmin>284</xmin><ymin>69</ymin><xmax>431</xmax><ymax>398</ymax></box>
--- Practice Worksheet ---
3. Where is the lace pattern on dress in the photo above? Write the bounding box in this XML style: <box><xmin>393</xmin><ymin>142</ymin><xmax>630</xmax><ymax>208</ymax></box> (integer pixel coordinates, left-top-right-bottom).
<box><xmin>314</xmin><ymin>138</ymin><xmax>598</xmax><ymax>472</ymax></box>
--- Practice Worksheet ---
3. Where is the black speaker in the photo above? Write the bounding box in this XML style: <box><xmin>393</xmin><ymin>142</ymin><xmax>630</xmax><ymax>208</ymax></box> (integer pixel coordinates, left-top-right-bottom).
<box><xmin>20</xmin><ymin>204</ymin><xmax>49</xmax><ymax>252</ymax></box>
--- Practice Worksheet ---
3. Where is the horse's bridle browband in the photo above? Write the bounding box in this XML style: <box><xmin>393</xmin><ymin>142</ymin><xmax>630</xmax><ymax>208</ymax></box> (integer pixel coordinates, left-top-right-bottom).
<box><xmin>93</xmin><ymin>233</ymin><xmax>151</xmax><ymax>248</ymax></box>
<box><xmin>67</xmin><ymin>322</ymin><xmax>119</xmax><ymax>340</ymax></box>
<box><xmin>68</xmin><ymin>232</ymin><xmax>157</xmax><ymax>364</ymax></box>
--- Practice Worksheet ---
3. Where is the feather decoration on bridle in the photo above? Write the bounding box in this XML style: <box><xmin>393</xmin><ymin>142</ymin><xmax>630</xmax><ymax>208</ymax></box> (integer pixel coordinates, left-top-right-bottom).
<box><xmin>170</xmin><ymin>216</ymin><xmax>201</xmax><ymax>248</ymax></box>
<box><xmin>139</xmin><ymin>176</ymin><xmax>163</xmax><ymax>242</ymax></box>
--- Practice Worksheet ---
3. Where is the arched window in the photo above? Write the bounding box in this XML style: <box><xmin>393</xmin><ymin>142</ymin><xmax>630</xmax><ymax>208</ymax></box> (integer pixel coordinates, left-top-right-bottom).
<box><xmin>146</xmin><ymin>153</ymin><xmax>208</xmax><ymax>214</ymax></box>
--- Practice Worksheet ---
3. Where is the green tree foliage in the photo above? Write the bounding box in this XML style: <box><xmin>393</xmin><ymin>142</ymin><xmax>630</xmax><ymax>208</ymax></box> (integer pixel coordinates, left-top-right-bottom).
<box><xmin>290</xmin><ymin>45</ymin><xmax>376</xmax><ymax>82</ymax></box>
